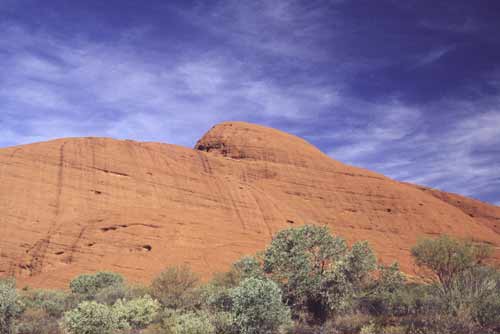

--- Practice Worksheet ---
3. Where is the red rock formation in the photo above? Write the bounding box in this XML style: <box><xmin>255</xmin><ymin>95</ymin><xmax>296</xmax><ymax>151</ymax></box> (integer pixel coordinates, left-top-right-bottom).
<box><xmin>0</xmin><ymin>121</ymin><xmax>499</xmax><ymax>288</ymax></box>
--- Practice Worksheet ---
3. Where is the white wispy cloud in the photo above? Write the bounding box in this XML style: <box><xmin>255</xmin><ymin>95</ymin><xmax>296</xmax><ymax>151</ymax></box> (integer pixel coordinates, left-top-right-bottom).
<box><xmin>328</xmin><ymin>96</ymin><xmax>500</xmax><ymax>201</ymax></box>
<box><xmin>414</xmin><ymin>45</ymin><xmax>455</xmax><ymax>67</ymax></box>
<box><xmin>0</xmin><ymin>21</ymin><xmax>338</xmax><ymax>148</ymax></box>
<box><xmin>175</xmin><ymin>0</ymin><xmax>337</xmax><ymax>62</ymax></box>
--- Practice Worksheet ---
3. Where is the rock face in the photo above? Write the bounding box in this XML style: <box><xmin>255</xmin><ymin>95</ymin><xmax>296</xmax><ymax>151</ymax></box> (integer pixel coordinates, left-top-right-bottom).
<box><xmin>0</xmin><ymin>121</ymin><xmax>499</xmax><ymax>288</ymax></box>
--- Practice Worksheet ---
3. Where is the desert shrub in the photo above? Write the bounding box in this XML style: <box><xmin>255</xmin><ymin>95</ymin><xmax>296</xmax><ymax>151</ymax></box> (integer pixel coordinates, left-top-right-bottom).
<box><xmin>208</xmin><ymin>255</ymin><xmax>265</xmax><ymax>292</ymax></box>
<box><xmin>231</xmin><ymin>277</ymin><xmax>292</xmax><ymax>334</ymax></box>
<box><xmin>359</xmin><ymin>322</ymin><xmax>378</xmax><ymax>334</ymax></box>
<box><xmin>19</xmin><ymin>289</ymin><xmax>68</xmax><ymax>317</ymax></box>
<box><xmin>15</xmin><ymin>308</ymin><xmax>62</xmax><ymax>334</ymax></box>
<box><xmin>203</xmin><ymin>284</ymin><xmax>234</xmax><ymax>312</ymax></box>
<box><xmin>210</xmin><ymin>311</ymin><xmax>238</xmax><ymax>334</ymax></box>
<box><xmin>411</xmin><ymin>235</ymin><xmax>491</xmax><ymax>293</ymax></box>
<box><xmin>124</xmin><ymin>283</ymin><xmax>151</xmax><ymax>300</ymax></box>
<box><xmin>381</xmin><ymin>325</ymin><xmax>406</xmax><ymax>334</ymax></box>
<box><xmin>62</xmin><ymin>301</ymin><xmax>126</xmax><ymax>334</ymax></box>
<box><xmin>358</xmin><ymin>263</ymin><xmax>407</xmax><ymax>316</ymax></box>
<box><xmin>113</xmin><ymin>295</ymin><xmax>160</xmax><ymax>330</ymax></box>
<box><xmin>210</xmin><ymin>270</ymin><xmax>241</xmax><ymax>289</ymax></box>
<box><xmin>411</xmin><ymin>235</ymin><xmax>499</xmax><ymax>331</ymax></box>
<box><xmin>476</xmin><ymin>291</ymin><xmax>500</xmax><ymax>330</ymax></box>
<box><xmin>323</xmin><ymin>312</ymin><xmax>372</xmax><ymax>334</ymax></box>
<box><xmin>233</xmin><ymin>256</ymin><xmax>265</xmax><ymax>281</ymax></box>
<box><xmin>0</xmin><ymin>279</ymin><xmax>18</xmax><ymax>334</ymax></box>
<box><xmin>69</xmin><ymin>272</ymin><xmax>124</xmax><ymax>300</ymax></box>
<box><xmin>201</xmin><ymin>256</ymin><xmax>265</xmax><ymax>313</ymax></box>
<box><xmin>171</xmin><ymin>310</ymin><xmax>215</xmax><ymax>334</ymax></box>
<box><xmin>94</xmin><ymin>283</ymin><xmax>127</xmax><ymax>305</ymax></box>
<box><xmin>151</xmin><ymin>265</ymin><xmax>200</xmax><ymax>310</ymax></box>
<box><xmin>263</xmin><ymin>225</ymin><xmax>376</xmax><ymax>322</ymax></box>
<box><xmin>447</xmin><ymin>265</ymin><xmax>500</xmax><ymax>329</ymax></box>
<box><xmin>141</xmin><ymin>308</ymin><xmax>179</xmax><ymax>334</ymax></box>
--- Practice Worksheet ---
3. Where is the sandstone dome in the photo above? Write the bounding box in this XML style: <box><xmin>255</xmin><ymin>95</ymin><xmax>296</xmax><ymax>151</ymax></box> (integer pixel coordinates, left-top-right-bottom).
<box><xmin>0</xmin><ymin>121</ymin><xmax>499</xmax><ymax>288</ymax></box>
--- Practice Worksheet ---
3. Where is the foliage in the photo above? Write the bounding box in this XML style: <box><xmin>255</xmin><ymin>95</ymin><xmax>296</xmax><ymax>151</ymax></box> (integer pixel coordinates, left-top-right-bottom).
<box><xmin>231</xmin><ymin>277</ymin><xmax>292</xmax><ymax>334</ymax></box>
<box><xmin>233</xmin><ymin>256</ymin><xmax>265</xmax><ymax>281</ymax></box>
<box><xmin>62</xmin><ymin>301</ymin><xmax>125</xmax><ymax>334</ymax></box>
<box><xmin>263</xmin><ymin>225</ymin><xmax>377</xmax><ymax>322</ymax></box>
<box><xmin>358</xmin><ymin>262</ymin><xmax>407</xmax><ymax>315</ymax></box>
<box><xmin>69</xmin><ymin>272</ymin><xmax>124</xmax><ymax>300</ymax></box>
<box><xmin>203</xmin><ymin>283</ymin><xmax>234</xmax><ymax>312</ymax></box>
<box><xmin>359</xmin><ymin>322</ymin><xmax>378</xmax><ymax>334</ymax></box>
<box><xmin>411</xmin><ymin>235</ymin><xmax>491</xmax><ymax>292</ymax></box>
<box><xmin>6</xmin><ymin>226</ymin><xmax>500</xmax><ymax>334</ymax></box>
<box><xmin>113</xmin><ymin>295</ymin><xmax>160</xmax><ymax>330</ymax></box>
<box><xmin>93</xmin><ymin>284</ymin><xmax>127</xmax><ymax>305</ymax></box>
<box><xmin>15</xmin><ymin>308</ymin><xmax>62</xmax><ymax>334</ymax></box>
<box><xmin>19</xmin><ymin>289</ymin><xmax>68</xmax><ymax>318</ymax></box>
<box><xmin>410</xmin><ymin>235</ymin><xmax>499</xmax><ymax>332</ymax></box>
<box><xmin>210</xmin><ymin>311</ymin><xmax>238</xmax><ymax>334</ymax></box>
<box><xmin>124</xmin><ymin>283</ymin><xmax>151</xmax><ymax>300</ymax></box>
<box><xmin>0</xmin><ymin>279</ymin><xmax>18</xmax><ymax>334</ymax></box>
<box><xmin>171</xmin><ymin>310</ymin><xmax>215</xmax><ymax>334</ymax></box>
<box><xmin>446</xmin><ymin>265</ymin><xmax>500</xmax><ymax>328</ymax></box>
<box><xmin>151</xmin><ymin>265</ymin><xmax>200</xmax><ymax>310</ymax></box>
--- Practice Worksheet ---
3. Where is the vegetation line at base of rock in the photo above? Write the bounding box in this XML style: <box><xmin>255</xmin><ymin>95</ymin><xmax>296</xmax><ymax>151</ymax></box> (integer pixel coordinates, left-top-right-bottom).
<box><xmin>1</xmin><ymin>225</ymin><xmax>499</xmax><ymax>334</ymax></box>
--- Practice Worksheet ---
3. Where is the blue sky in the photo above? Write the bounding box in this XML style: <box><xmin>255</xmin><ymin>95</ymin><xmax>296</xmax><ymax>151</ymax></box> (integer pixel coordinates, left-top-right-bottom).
<box><xmin>1</xmin><ymin>0</ymin><xmax>499</xmax><ymax>205</ymax></box>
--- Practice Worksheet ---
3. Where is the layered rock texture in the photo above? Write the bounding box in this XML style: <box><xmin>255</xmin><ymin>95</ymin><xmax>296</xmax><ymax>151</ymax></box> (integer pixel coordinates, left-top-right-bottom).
<box><xmin>1</xmin><ymin>122</ymin><xmax>499</xmax><ymax>288</ymax></box>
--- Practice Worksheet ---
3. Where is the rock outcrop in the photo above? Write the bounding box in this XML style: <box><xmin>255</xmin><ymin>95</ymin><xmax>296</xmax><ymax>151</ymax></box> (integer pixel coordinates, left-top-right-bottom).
<box><xmin>0</xmin><ymin>121</ymin><xmax>499</xmax><ymax>288</ymax></box>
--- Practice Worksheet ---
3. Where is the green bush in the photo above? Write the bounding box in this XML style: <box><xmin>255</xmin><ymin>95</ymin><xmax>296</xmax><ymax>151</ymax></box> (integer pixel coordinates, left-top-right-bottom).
<box><xmin>263</xmin><ymin>225</ymin><xmax>377</xmax><ymax>322</ymax></box>
<box><xmin>94</xmin><ymin>284</ymin><xmax>127</xmax><ymax>305</ymax></box>
<box><xmin>360</xmin><ymin>322</ymin><xmax>378</xmax><ymax>334</ymax></box>
<box><xmin>323</xmin><ymin>312</ymin><xmax>372</xmax><ymax>333</ymax></box>
<box><xmin>172</xmin><ymin>311</ymin><xmax>215</xmax><ymax>334</ymax></box>
<box><xmin>448</xmin><ymin>265</ymin><xmax>500</xmax><ymax>329</ymax></box>
<box><xmin>62</xmin><ymin>301</ymin><xmax>125</xmax><ymax>334</ymax></box>
<box><xmin>203</xmin><ymin>284</ymin><xmax>234</xmax><ymax>312</ymax></box>
<box><xmin>15</xmin><ymin>308</ymin><xmax>62</xmax><ymax>334</ymax></box>
<box><xmin>151</xmin><ymin>265</ymin><xmax>200</xmax><ymax>310</ymax></box>
<box><xmin>231</xmin><ymin>277</ymin><xmax>292</xmax><ymax>334</ymax></box>
<box><xmin>113</xmin><ymin>295</ymin><xmax>160</xmax><ymax>330</ymax></box>
<box><xmin>202</xmin><ymin>256</ymin><xmax>265</xmax><ymax>314</ymax></box>
<box><xmin>411</xmin><ymin>235</ymin><xmax>499</xmax><ymax>331</ymax></box>
<box><xmin>0</xmin><ymin>279</ymin><xmax>18</xmax><ymax>334</ymax></box>
<box><xmin>411</xmin><ymin>235</ymin><xmax>491</xmax><ymax>293</ymax></box>
<box><xmin>233</xmin><ymin>256</ymin><xmax>265</xmax><ymax>281</ymax></box>
<box><xmin>210</xmin><ymin>311</ymin><xmax>238</xmax><ymax>334</ymax></box>
<box><xmin>69</xmin><ymin>272</ymin><xmax>124</xmax><ymax>300</ymax></box>
<box><xmin>358</xmin><ymin>263</ymin><xmax>406</xmax><ymax>316</ymax></box>
<box><xmin>19</xmin><ymin>289</ymin><xmax>68</xmax><ymax>317</ymax></box>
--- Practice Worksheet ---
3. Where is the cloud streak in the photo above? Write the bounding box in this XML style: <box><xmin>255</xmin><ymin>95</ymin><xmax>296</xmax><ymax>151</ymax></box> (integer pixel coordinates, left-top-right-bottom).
<box><xmin>0</xmin><ymin>0</ymin><xmax>499</xmax><ymax>205</ymax></box>
<box><xmin>327</xmin><ymin>97</ymin><xmax>500</xmax><ymax>202</ymax></box>
<box><xmin>0</xmin><ymin>21</ymin><xmax>338</xmax><ymax>148</ymax></box>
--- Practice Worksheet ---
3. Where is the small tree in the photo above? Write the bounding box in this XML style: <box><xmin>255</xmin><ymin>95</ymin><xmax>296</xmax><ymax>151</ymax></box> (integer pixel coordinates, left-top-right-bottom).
<box><xmin>411</xmin><ymin>235</ymin><xmax>498</xmax><ymax>330</ymax></box>
<box><xmin>231</xmin><ymin>278</ymin><xmax>291</xmax><ymax>334</ymax></box>
<box><xmin>263</xmin><ymin>225</ymin><xmax>377</xmax><ymax>322</ymax></box>
<box><xmin>151</xmin><ymin>265</ymin><xmax>200</xmax><ymax>310</ymax></box>
<box><xmin>0</xmin><ymin>279</ymin><xmax>18</xmax><ymax>334</ymax></box>
<box><xmin>411</xmin><ymin>235</ymin><xmax>492</xmax><ymax>293</ymax></box>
